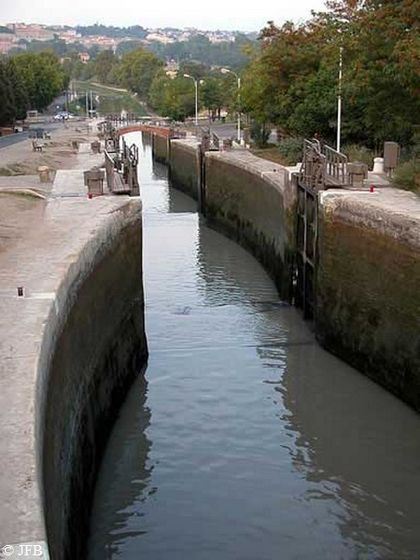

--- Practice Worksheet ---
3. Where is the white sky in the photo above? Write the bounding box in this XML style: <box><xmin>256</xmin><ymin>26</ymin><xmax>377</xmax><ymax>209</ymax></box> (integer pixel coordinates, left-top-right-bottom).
<box><xmin>1</xmin><ymin>0</ymin><xmax>327</xmax><ymax>31</ymax></box>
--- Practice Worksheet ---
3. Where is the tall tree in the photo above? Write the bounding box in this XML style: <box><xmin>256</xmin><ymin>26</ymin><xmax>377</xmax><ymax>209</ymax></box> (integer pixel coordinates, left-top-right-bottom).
<box><xmin>94</xmin><ymin>50</ymin><xmax>117</xmax><ymax>84</ymax></box>
<box><xmin>118</xmin><ymin>48</ymin><xmax>163</xmax><ymax>101</ymax></box>
<box><xmin>242</xmin><ymin>0</ymin><xmax>420</xmax><ymax>147</ymax></box>
<box><xmin>0</xmin><ymin>59</ymin><xmax>16</xmax><ymax>125</ymax></box>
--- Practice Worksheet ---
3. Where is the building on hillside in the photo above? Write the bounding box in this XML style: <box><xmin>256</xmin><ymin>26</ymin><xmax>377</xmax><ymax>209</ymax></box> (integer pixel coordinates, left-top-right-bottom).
<box><xmin>78</xmin><ymin>52</ymin><xmax>90</xmax><ymax>63</ymax></box>
<box><xmin>7</xmin><ymin>23</ymin><xmax>55</xmax><ymax>41</ymax></box>
<box><xmin>56</xmin><ymin>29</ymin><xmax>81</xmax><ymax>43</ymax></box>
<box><xmin>0</xmin><ymin>38</ymin><xmax>15</xmax><ymax>53</ymax></box>
<box><xmin>145</xmin><ymin>32</ymin><xmax>175</xmax><ymax>44</ymax></box>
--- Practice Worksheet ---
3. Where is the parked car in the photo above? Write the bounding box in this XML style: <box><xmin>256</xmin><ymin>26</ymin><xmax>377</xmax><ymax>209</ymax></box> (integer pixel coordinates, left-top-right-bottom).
<box><xmin>54</xmin><ymin>111</ymin><xmax>70</xmax><ymax>121</ymax></box>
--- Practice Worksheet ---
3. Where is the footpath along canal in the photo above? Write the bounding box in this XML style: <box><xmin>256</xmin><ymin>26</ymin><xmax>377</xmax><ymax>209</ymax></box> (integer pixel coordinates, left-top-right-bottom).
<box><xmin>88</xmin><ymin>132</ymin><xmax>420</xmax><ymax>560</ymax></box>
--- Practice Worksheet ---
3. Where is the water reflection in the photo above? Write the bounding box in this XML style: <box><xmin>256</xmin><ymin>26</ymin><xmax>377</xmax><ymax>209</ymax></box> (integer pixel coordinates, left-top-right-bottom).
<box><xmin>88</xmin><ymin>132</ymin><xmax>420</xmax><ymax>560</ymax></box>
<box><xmin>88</xmin><ymin>377</ymin><xmax>152</xmax><ymax>559</ymax></box>
<box><xmin>281</xmin><ymin>348</ymin><xmax>420</xmax><ymax>559</ymax></box>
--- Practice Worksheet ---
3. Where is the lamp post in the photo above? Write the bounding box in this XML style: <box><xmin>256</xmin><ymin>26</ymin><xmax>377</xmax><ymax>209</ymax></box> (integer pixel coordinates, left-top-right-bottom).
<box><xmin>221</xmin><ymin>68</ymin><xmax>241</xmax><ymax>143</ymax></box>
<box><xmin>336</xmin><ymin>47</ymin><xmax>343</xmax><ymax>153</ymax></box>
<box><xmin>184</xmin><ymin>74</ymin><xmax>203</xmax><ymax>127</ymax></box>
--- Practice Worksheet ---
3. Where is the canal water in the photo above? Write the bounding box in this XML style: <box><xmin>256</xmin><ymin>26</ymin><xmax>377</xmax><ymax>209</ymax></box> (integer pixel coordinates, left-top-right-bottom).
<box><xmin>88</xmin><ymin>132</ymin><xmax>420</xmax><ymax>560</ymax></box>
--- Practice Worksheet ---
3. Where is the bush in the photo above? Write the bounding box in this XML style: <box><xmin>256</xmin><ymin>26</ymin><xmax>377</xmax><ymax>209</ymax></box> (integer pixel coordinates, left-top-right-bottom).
<box><xmin>250</xmin><ymin>121</ymin><xmax>271</xmax><ymax>148</ymax></box>
<box><xmin>277</xmin><ymin>137</ymin><xmax>303</xmax><ymax>165</ymax></box>
<box><xmin>343</xmin><ymin>144</ymin><xmax>375</xmax><ymax>168</ymax></box>
<box><xmin>393</xmin><ymin>159</ymin><xmax>420</xmax><ymax>194</ymax></box>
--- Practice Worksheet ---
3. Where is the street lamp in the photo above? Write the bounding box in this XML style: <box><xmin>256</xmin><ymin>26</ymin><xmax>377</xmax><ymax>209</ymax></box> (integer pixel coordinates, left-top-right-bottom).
<box><xmin>336</xmin><ymin>47</ymin><xmax>343</xmax><ymax>153</ymax></box>
<box><xmin>184</xmin><ymin>74</ymin><xmax>204</xmax><ymax>127</ymax></box>
<box><xmin>221</xmin><ymin>68</ymin><xmax>241</xmax><ymax>143</ymax></box>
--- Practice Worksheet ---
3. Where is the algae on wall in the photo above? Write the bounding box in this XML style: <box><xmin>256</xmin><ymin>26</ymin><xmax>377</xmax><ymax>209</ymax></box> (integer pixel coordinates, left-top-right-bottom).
<box><xmin>169</xmin><ymin>140</ymin><xmax>200</xmax><ymax>201</ymax></box>
<box><xmin>204</xmin><ymin>154</ymin><xmax>297</xmax><ymax>302</ymax></box>
<box><xmin>316</xmin><ymin>203</ymin><xmax>420</xmax><ymax>410</ymax></box>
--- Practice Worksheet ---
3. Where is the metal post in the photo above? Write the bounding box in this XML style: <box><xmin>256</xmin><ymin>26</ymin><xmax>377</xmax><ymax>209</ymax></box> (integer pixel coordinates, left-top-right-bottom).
<box><xmin>184</xmin><ymin>74</ymin><xmax>199</xmax><ymax>128</ymax></box>
<box><xmin>195</xmin><ymin>80</ymin><xmax>198</xmax><ymax>127</ymax></box>
<box><xmin>221</xmin><ymin>68</ymin><xmax>241</xmax><ymax>143</ymax></box>
<box><xmin>237</xmin><ymin>76</ymin><xmax>241</xmax><ymax>143</ymax></box>
<box><xmin>85</xmin><ymin>91</ymin><xmax>89</xmax><ymax>119</ymax></box>
<box><xmin>90</xmin><ymin>90</ymin><xmax>93</xmax><ymax>117</ymax></box>
<box><xmin>336</xmin><ymin>47</ymin><xmax>343</xmax><ymax>153</ymax></box>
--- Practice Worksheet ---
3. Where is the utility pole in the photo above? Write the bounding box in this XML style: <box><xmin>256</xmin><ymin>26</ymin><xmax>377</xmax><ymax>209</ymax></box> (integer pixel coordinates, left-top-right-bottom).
<box><xmin>90</xmin><ymin>90</ymin><xmax>93</xmax><ymax>117</ymax></box>
<box><xmin>221</xmin><ymin>68</ymin><xmax>241</xmax><ymax>143</ymax></box>
<box><xmin>184</xmin><ymin>74</ymin><xmax>202</xmax><ymax>127</ymax></box>
<box><xmin>85</xmin><ymin>90</ymin><xmax>89</xmax><ymax>119</ymax></box>
<box><xmin>336</xmin><ymin>47</ymin><xmax>343</xmax><ymax>153</ymax></box>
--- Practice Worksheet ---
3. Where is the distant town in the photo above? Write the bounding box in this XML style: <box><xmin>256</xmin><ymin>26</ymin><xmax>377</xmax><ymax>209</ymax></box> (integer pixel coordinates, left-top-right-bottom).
<box><xmin>0</xmin><ymin>22</ymin><xmax>253</xmax><ymax>56</ymax></box>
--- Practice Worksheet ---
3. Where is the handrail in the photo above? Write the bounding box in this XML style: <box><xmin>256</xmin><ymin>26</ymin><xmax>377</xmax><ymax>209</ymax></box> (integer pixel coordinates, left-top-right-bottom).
<box><xmin>323</xmin><ymin>144</ymin><xmax>348</xmax><ymax>185</ymax></box>
<box><xmin>299</xmin><ymin>139</ymin><xmax>326</xmax><ymax>191</ymax></box>
<box><xmin>300</xmin><ymin>139</ymin><xmax>349</xmax><ymax>190</ymax></box>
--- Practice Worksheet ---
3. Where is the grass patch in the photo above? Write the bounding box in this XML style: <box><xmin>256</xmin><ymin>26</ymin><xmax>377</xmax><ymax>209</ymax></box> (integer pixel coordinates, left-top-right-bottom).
<box><xmin>343</xmin><ymin>144</ymin><xmax>375</xmax><ymax>168</ymax></box>
<box><xmin>250</xmin><ymin>146</ymin><xmax>292</xmax><ymax>166</ymax></box>
<box><xmin>393</xmin><ymin>159</ymin><xmax>420</xmax><ymax>195</ymax></box>
<box><xmin>71</xmin><ymin>80</ymin><xmax>148</xmax><ymax>117</ymax></box>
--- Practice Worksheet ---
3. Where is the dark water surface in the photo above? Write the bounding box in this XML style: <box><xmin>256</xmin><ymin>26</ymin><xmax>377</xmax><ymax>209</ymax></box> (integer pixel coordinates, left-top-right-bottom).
<box><xmin>88</xmin><ymin>132</ymin><xmax>420</xmax><ymax>560</ymax></box>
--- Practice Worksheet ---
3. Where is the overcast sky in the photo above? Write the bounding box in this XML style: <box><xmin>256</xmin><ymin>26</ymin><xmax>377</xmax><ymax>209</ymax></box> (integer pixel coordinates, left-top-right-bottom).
<box><xmin>1</xmin><ymin>0</ymin><xmax>327</xmax><ymax>31</ymax></box>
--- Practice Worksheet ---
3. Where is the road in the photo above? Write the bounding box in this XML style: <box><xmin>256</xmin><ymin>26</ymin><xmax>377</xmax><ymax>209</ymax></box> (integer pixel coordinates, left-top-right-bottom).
<box><xmin>0</xmin><ymin>122</ymin><xmax>68</xmax><ymax>150</ymax></box>
<box><xmin>0</xmin><ymin>91</ymin><xmax>72</xmax><ymax>150</ymax></box>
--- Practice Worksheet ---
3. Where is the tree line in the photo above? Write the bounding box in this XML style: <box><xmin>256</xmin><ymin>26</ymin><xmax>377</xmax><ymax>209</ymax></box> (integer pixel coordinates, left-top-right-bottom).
<box><xmin>85</xmin><ymin>0</ymin><xmax>419</xmax><ymax>151</ymax></box>
<box><xmin>241</xmin><ymin>0</ymin><xmax>419</xmax><ymax>149</ymax></box>
<box><xmin>0</xmin><ymin>52</ymin><xmax>67</xmax><ymax>126</ymax></box>
<box><xmin>86</xmin><ymin>48</ymin><xmax>241</xmax><ymax>121</ymax></box>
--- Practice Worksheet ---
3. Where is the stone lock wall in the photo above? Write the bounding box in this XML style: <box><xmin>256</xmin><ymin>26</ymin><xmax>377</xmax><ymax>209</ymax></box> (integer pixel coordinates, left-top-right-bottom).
<box><xmin>39</xmin><ymin>204</ymin><xmax>147</xmax><ymax>560</ymax></box>
<box><xmin>316</xmin><ymin>192</ymin><xmax>420</xmax><ymax>410</ymax></box>
<box><xmin>204</xmin><ymin>152</ymin><xmax>297</xmax><ymax>301</ymax></box>
<box><xmin>152</xmin><ymin>134</ymin><xmax>170</xmax><ymax>164</ymax></box>
<box><xmin>169</xmin><ymin>139</ymin><xmax>200</xmax><ymax>200</ymax></box>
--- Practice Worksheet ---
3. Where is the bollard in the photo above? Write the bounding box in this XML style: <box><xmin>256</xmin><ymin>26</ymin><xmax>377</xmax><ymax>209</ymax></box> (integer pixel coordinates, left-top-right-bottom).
<box><xmin>17</xmin><ymin>287</ymin><xmax>24</xmax><ymax>297</ymax></box>
<box><xmin>222</xmin><ymin>138</ymin><xmax>233</xmax><ymax>151</ymax></box>
<box><xmin>91</xmin><ymin>140</ymin><xmax>101</xmax><ymax>154</ymax></box>
<box><xmin>84</xmin><ymin>168</ymin><xmax>105</xmax><ymax>196</ymax></box>
<box><xmin>347</xmin><ymin>162</ymin><xmax>368</xmax><ymax>187</ymax></box>
<box><xmin>71</xmin><ymin>140</ymin><xmax>79</xmax><ymax>151</ymax></box>
<box><xmin>38</xmin><ymin>166</ymin><xmax>50</xmax><ymax>183</ymax></box>
<box><xmin>373</xmin><ymin>157</ymin><xmax>384</xmax><ymax>174</ymax></box>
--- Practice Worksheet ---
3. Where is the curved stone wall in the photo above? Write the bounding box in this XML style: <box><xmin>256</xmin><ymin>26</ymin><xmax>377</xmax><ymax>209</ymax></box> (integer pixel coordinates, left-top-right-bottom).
<box><xmin>204</xmin><ymin>151</ymin><xmax>297</xmax><ymax>301</ymax></box>
<box><xmin>316</xmin><ymin>191</ymin><xmax>420</xmax><ymax>410</ymax></box>
<box><xmin>39</xmin><ymin>202</ymin><xmax>147</xmax><ymax>559</ymax></box>
<box><xmin>0</xmin><ymin>194</ymin><xmax>147</xmax><ymax>559</ymax></box>
<box><xmin>168</xmin><ymin>140</ymin><xmax>297</xmax><ymax>301</ymax></box>
<box><xmin>169</xmin><ymin>139</ymin><xmax>200</xmax><ymax>200</ymax></box>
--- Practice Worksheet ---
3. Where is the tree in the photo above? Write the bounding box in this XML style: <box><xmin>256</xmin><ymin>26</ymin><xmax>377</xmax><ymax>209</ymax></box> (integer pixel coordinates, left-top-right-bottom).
<box><xmin>149</xmin><ymin>72</ymin><xmax>196</xmax><ymax>121</ymax></box>
<box><xmin>6</xmin><ymin>58</ymin><xmax>29</xmax><ymax>120</ymax></box>
<box><xmin>11</xmin><ymin>52</ymin><xmax>66</xmax><ymax>111</ymax></box>
<box><xmin>118</xmin><ymin>48</ymin><xmax>163</xmax><ymax>101</ymax></box>
<box><xmin>0</xmin><ymin>59</ymin><xmax>16</xmax><ymax>125</ymax></box>
<box><xmin>94</xmin><ymin>50</ymin><xmax>117</xmax><ymax>84</ymax></box>
<box><xmin>241</xmin><ymin>2</ymin><xmax>420</xmax><ymax>148</ymax></box>
<box><xmin>201</xmin><ymin>76</ymin><xmax>230</xmax><ymax>119</ymax></box>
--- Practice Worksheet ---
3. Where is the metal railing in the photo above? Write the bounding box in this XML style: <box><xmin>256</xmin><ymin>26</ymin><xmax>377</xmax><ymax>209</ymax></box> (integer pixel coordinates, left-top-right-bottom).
<box><xmin>324</xmin><ymin>144</ymin><xmax>348</xmax><ymax>186</ymax></box>
<box><xmin>299</xmin><ymin>139</ymin><xmax>349</xmax><ymax>191</ymax></box>
<box><xmin>200</xmin><ymin>128</ymin><xmax>220</xmax><ymax>152</ymax></box>
<box><xmin>104</xmin><ymin>131</ymin><xmax>139</xmax><ymax>196</ymax></box>
<box><xmin>300</xmin><ymin>139</ymin><xmax>326</xmax><ymax>191</ymax></box>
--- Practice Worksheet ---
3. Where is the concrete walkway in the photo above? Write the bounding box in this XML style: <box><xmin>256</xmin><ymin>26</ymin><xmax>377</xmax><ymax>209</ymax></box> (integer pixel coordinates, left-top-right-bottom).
<box><xmin>0</xmin><ymin>139</ymin><xmax>140</xmax><ymax>558</ymax></box>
